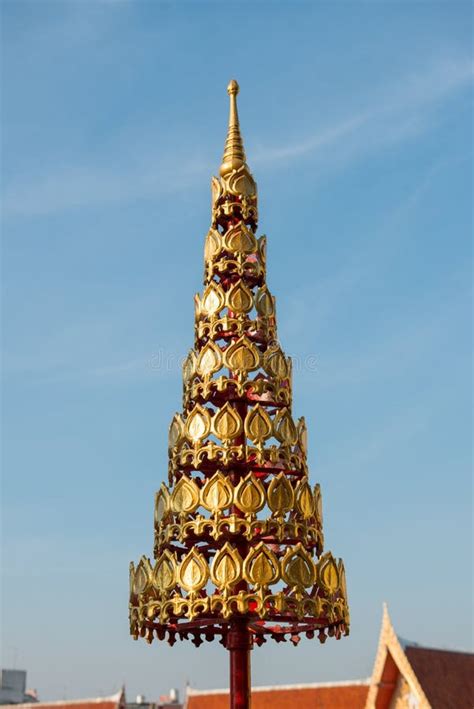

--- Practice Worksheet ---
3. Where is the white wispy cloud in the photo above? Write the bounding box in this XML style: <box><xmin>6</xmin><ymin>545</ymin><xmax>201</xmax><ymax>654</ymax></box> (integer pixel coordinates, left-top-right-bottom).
<box><xmin>253</xmin><ymin>56</ymin><xmax>473</xmax><ymax>168</ymax></box>
<box><xmin>2</xmin><ymin>57</ymin><xmax>471</xmax><ymax>218</ymax></box>
<box><xmin>1</xmin><ymin>156</ymin><xmax>209</xmax><ymax>218</ymax></box>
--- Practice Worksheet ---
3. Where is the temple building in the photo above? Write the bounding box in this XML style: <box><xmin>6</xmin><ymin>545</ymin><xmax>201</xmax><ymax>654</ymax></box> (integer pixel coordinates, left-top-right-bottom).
<box><xmin>0</xmin><ymin>688</ymin><xmax>180</xmax><ymax>709</ymax></box>
<box><xmin>185</xmin><ymin>606</ymin><xmax>473</xmax><ymax>708</ymax></box>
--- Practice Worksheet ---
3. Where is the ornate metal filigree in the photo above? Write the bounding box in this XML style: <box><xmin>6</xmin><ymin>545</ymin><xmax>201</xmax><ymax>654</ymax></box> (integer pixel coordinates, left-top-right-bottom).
<box><xmin>130</xmin><ymin>80</ymin><xmax>349</xmax><ymax>650</ymax></box>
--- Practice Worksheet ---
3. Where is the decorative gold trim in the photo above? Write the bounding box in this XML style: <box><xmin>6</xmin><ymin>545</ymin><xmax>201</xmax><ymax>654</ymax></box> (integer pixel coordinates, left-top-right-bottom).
<box><xmin>365</xmin><ymin>605</ymin><xmax>430</xmax><ymax>709</ymax></box>
<box><xmin>154</xmin><ymin>514</ymin><xmax>323</xmax><ymax>550</ymax></box>
<box><xmin>184</xmin><ymin>373</ymin><xmax>291</xmax><ymax>408</ymax></box>
<box><xmin>169</xmin><ymin>441</ymin><xmax>308</xmax><ymax>477</ymax></box>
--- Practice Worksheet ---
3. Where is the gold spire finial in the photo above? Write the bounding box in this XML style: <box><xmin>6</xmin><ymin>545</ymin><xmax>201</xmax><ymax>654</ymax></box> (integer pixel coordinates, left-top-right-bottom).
<box><xmin>220</xmin><ymin>79</ymin><xmax>246</xmax><ymax>177</ymax></box>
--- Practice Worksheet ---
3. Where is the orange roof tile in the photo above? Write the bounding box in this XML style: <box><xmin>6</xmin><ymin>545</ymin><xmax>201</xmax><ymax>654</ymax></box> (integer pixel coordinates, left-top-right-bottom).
<box><xmin>186</xmin><ymin>681</ymin><xmax>369</xmax><ymax>709</ymax></box>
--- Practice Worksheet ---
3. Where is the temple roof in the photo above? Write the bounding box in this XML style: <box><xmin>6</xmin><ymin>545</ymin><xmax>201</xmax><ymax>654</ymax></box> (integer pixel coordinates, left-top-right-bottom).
<box><xmin>1</xmin><ymin>690</ymin><xmax>125</xmax><ymax>709</ymax></box>
<box><xmin>185</xmin><ymin>680</ymin><xmax>370</xmax><ymax>709</ymax></box>
<box><xmin>367</xmin><ymin>605</ymin><xmax>474</xmax><ymax>708</ymax></box>
<box><xmin>404</xmin><ymin>646</ymin><xmax>474</xmax><ymax>709</ymax></box>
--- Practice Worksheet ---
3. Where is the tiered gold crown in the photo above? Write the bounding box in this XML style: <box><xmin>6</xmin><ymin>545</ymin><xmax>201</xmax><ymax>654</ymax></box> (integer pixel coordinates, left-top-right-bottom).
<box><xmin>129</xmin><ymin>81</ymin><xmax>349</xmax><ymax>648</ymax></box>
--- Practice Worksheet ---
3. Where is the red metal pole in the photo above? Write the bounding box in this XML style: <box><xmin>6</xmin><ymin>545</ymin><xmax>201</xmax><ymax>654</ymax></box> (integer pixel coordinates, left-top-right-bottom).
<box><xmin>228</xmin><ymin>619</ymin><xmax>252</xmax><ymax>709</ymax></box>
<box><xmin>227</xmin><ymin>293</ymin><xmax>252</xmax><ymax>709</ymax></box>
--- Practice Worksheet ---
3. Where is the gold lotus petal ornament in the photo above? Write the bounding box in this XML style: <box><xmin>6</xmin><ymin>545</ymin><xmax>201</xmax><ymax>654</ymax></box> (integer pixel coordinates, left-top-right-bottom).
<box><xmin>133</xmin><ymin>556</ymin><xmax>153</xmax><ymax>595</ymax></box>
<box><xmin>154</xmin><ymin>483</ymin><xmax>171</xmax><ymax>525</ymax></box>
<box><xmin>201</xmin><ymin>471</ymin><xmax>233</xmax><ymax>513</ymax></box>
<box><xmin>314</xmin><ymin>483</ymin><xmax>323</xmax><ymax>524</ymax></box>
<box><xmin>171</xmin><ymin>475</ymin><xmax>200</xmax><ymax>515</ymax></box>
<box><xmin>274</xmin><ymin>408</ymin><xmax>298</xmax><ymax>446</ymax></box>
<box><xmin>179</xmin><ymin>548</ymin><xmax>209</xmax><ymax>594</ymax></box>
<box><xmin>267</xmin><ymin>472</ymin><xmax>294</xmax><ymax>516</ymax></box>
<box><xmin>225</xmin><ymin>336</ymin><xmax>260</xmax><ymax>374</ymax></box>
<box><xmin>318</xmin><ymin>553</ymin><xmax>340</xmax><ymax>594</ymax></box>
<box><xmin>212</xmin><ymin>402</ymin><xmax>243</xmax><ymax>442</ymax></box>
<box><xmin>204</xmin><ymin>228</ymin><xmax>221</xmax><ymax>260</ymax></box>
<box><xmin>201</xmin><ymin>282</ymin><xmax>225</xmax><ymax>315</ymax></box>
<box><xmin>182</xmin><ymin>351</ymin><xmax>195</xmax><ymax>385</ymax></box>
<box><xmin>297</xmin><ymin>417</ymin><xmax>308</xmax><ymax>454</ymax></box>
<box><xmin>169</xmin><ymin>413</ymin><xmax>185</xmax><ymax>449</ymax></box>
<box><xmin>296</xmin><ymin>478</ymin><xmax>315</xmax><ymax>519</ymax></box>
<box><xmin>226</xmin><ymin>166</ymin><xmax>257</xmax><ymax>200</ymax></box>
<box><xmin>224</xmin><ymin>222</ymin><xmax>257</xmax><ymax>254</ymax></box>
<box><xmin>211</xmin><ymin>542</ymin><xmax>243</xmax><ymax>591</ymax></box>
<box><xmin>244</xmin><ymin>404</ymin><xmax>272</xmax><ymax>444</ymax></box>
<box><xmin>227</xmin><ymin>281</ymin><xmax>254</xmax><ymax>314</ymax></box>
<box><xmin>210</xmin><ymin>175</ymin><xmax>222</xmax><ymax>209</ymax></box>
<box><xmin>263</xmin><ymin>346</ymin><xmax>288</xmax><ymax>379</ymax></box>
<box><xmin>235</xmin><ymin>473</ymin><xmax>265</xmax><ymax>515</ymax></box>
<box><xmin>129</xmin><ymin>561</ymin><xmax>136</xmax><ymax>596</ymax></box>
<box><xmin>281</xmin><ymin>543</ymin><xmax>316</xmax><ymax>589</ymax></box>
<box><xmin>244</xmin><ymin>542</ymin><xmax>279</xmax><ymax>588</ymax></box>
<box><xmin>255</xmin><ymin>285</ymin><xmax>274</xmax><ymax>317</ymax></box>
<box><xmin>185</xmin><ymin>404</ymin><xmax>211</xmax><ymax>443</ymax></box>
<box><xmin>338</xmin><ymin>559</ymin><xmax>348</xmax><ymax>602</ymax></box>
<box><xmin>153</xmin><ymin>549</ymin><xmax>177</xmax><ymax>592</ymax></box>
<box><xmin>196</xmin><ymin>341</ymin><xmax>222</xmax><ymax>376</ymax></box>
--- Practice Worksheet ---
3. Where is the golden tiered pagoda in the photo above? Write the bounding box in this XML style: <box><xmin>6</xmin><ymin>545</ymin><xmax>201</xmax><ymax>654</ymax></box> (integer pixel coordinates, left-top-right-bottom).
<box><xmin>129</xmin><ymin>80</ymin><xmax>349</xmax><ymax>709</ymax></box>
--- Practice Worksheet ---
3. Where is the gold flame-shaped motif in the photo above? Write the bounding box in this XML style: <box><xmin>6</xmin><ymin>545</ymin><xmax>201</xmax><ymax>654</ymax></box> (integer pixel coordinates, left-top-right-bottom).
<box><xmin>227</xmin><ymin>281</ymin><xmax>254</xmax><ymax>314</ymax></box>
<box><xmin>197</xmin><ymin>341</ymin><xmax>222</xmax><ymax>376</ymax></box>
<box><xmin>201</xmin><ymin>472</ymin><xmax>233</xmax><ymax>513</ymax></box>
<box><xmin>244</xmin><ymin>404</ymin><xmax>272</xmax><ymax>444</ymax></box>
<box><xmin>225</xmin><ymin>336</ymin><xmax>260</xmax><ymax>373</ymax></box>
<box><xmin>318</xmin><ymin>553</ymin><xmax>340</xmax><ymax>594</ymax></box>
<box><xmin>282</xmin><ymin>543</ymin><xmax>316</xmax><ymax>589</ymax></box>
<box><xmin>225</xmin><ymin>222</ymin><xmax>256</xmax><ymax>254</ymax></box>
<box><xmin>171</xmin><ymin>476</ymin><xmax>200</xmax><ymax>515</ymax></box>
<box><xmin>185</xmin><ymin>404</ymin><xmax>211</xmax><ymax>443</ymax></box>
<box><xmin>235</xmin><ymin>473</ymin><xmax>266</xmax><ymax>515</ymax></box>
<box><xmin>255</xmin><ymin>286</ymin><xmax>274</xmax><ymax>317</ymax></box>
<box><xmin>212</xmin><ymin>402</ymin><xmax>243</xmax><ymax>442</ymax></box>
<box><xmin>179</xmin><ymin>548</ymin><xmax>209</xmax><ymax>594</ymax></box>
<box><xmin>211</xmin><ymin>543</ymin><xmax>243</xmax><ymax>591</ymax></box>
<box><xmin>153</xmin><ymin>550</ymin><xmax>176</xmax><ymax>592</ymax></box>
<box><xmin>168</xmin><ymin>414</ymin><xmax>184</xmax><ymax>449</ymax></box>
<box><xmin>154</xmin><ymin>484</ymin><xmax>170</xmax><ymax>525</ymax></box>
<box><xmin>201</xmin><ymin>282</ymin><xmax>225</xmax><ymax>315</ymax></box>
<box><xmin>130</xmin><ymin>80</ymin><xmax>349</xmax><ymax>649</ymax></box>
<box><xmin>267</xmin><ymin>472</ymin><xmax>294</xmax><ymax>516</ymax></box>
<box><xmin>243</xmin><ymin>543</ymin><xmax>280</xmax><ymax>588</ymax></box>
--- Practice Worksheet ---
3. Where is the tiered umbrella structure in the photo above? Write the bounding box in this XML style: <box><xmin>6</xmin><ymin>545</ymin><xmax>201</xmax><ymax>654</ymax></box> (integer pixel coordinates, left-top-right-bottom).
<box><xmin>129</xmin><ymin>80</ymin><xmax>349</xmax><ymax>709</ymax></box>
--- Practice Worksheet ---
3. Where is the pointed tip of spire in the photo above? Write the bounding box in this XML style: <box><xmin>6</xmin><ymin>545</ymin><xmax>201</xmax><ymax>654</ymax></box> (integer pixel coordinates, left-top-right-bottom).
<box><xmin>227</xmin><ymin>79</ymin><xmax>239</xmax><ymax>96</ymax></box>
<box><xmin>220</xmin><ymin>79</ymin><xmax>247</xmax><ymax>177</ymax></box>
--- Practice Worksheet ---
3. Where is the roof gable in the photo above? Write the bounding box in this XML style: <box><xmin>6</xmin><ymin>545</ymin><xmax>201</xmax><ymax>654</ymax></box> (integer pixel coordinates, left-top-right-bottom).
<box><xmin>366</xmin><ymin>605</ymin><xmax>430</xmax><ymax>708</ymax></box>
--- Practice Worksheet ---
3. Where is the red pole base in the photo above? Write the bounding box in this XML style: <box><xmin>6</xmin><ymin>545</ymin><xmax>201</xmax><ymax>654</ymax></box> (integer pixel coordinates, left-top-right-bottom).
<box><xmin>227</xmin><ymin>620</ymin><xmax>252</xmax><ymax>709</ymax></box>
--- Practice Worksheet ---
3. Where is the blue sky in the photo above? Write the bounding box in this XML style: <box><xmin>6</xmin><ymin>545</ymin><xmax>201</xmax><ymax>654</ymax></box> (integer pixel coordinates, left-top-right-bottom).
<box><xmin>1</xmin><ymin>0</ymin><xmax>472</xmax><ymax>702</ymax></box>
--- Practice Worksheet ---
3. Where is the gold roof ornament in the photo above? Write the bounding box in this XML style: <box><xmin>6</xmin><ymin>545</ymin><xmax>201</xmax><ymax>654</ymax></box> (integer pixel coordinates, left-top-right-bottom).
<box><xmin>129</xmin><ymin>81</ymin><xmax>349</xmax><ymax>655</ymax></box>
